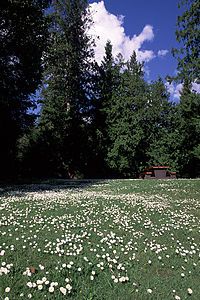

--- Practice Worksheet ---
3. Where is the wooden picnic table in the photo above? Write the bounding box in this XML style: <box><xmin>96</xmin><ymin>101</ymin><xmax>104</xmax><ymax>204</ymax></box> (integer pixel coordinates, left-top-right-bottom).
<box><xmin>139</xmin><ymin>166</ymin><xmax>176</xmax><ymax>179</ymax></box>
<box><xmin>145</xmin><ymin>166</ymin><xmax>169</xmax><ymax>179</ymax></box>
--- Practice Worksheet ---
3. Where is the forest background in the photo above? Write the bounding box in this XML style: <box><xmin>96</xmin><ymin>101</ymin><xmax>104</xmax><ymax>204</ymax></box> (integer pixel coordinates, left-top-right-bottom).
<box><xmin>0</xmin><ymin>0</ymin><xmax>200</xmax><ymax>180</ymax></box>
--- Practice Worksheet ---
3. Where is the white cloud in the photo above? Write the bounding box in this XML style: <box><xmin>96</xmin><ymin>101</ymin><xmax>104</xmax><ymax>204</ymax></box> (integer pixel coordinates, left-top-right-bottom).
<box><xmin>166</xmin><ymin>82</ymin><xmax>183</xmax><ymax>100</ymax></box>
<box><xmin>158</xmin><ymin>49</ymin><xmax>169</xmax><ymax>57</ymax></box>
<box><xmin>166</xmin><ymin>81</ymin><xmax>200</xmax><ymax>100</ymax></box>
<box><xmin>88</xmin><ymin>1</ymin><xmax>155</xmax><ymax>64</ymax></box>
<box><xmin>174</xmin><ymin>84</ymin><xmax>183</xmax><ymax>99</ymax></box>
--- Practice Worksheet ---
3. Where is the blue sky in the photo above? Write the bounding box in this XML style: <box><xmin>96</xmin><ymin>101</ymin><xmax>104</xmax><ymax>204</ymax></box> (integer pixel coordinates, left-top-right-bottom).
<box><xmin>87</xmin><ymin>0</ymin><xmax>185</xmax><ymax>99</ymax></box>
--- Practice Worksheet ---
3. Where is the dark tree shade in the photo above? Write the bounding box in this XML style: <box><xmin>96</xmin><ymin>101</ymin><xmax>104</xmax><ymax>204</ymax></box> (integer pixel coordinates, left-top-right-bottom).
<box><xmin>0</xmin><ymin>0</ymin><xmax>50</xmax><ymax>178</ymax></box>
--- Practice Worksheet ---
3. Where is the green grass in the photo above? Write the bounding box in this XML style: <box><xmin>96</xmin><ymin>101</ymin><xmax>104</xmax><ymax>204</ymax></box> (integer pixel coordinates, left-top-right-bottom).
<box><xmin>0</xmin><ymin>179</ymin><xmax>200</xmax><ymax>299</ymax></box>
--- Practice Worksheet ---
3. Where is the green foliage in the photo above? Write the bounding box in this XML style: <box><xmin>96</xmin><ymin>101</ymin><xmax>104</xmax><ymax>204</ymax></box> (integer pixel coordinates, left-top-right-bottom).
<box><xmin>0</xmin><ymin>0</ymin><xmax>50</xmax><ymax>178</ymax></box>
<box><xmin>175</xmin><ymin>82</ymin><xmax>200</xmax><ymax>177</ymax></box>
<box><xmin>106</xmin><ymin>52</ymin><xmax>148</xmax><ymax>177</ymax></box>
<box><xmin>171</xmin><ymin>0</ymin><xmax>200</xmax><ymax>83</ymax></box>
<box><xmin>168</xmin><ymin>0</ymin><xmax>200</xmax><ymax>177</ymax></box>
<box><xmin>4</xmin><ymin>0</ymin><xmax>199</xmax><ymax>179</ymax></box>
<box><xmin>24</xmin><ymin>0</ymin><xmax>95</xmax><ymax>178</ymax></box>
<box><xmin>90</xmin><ymin>41</ymin><xmax>122</xmax><ymax>177</ymax></box>
<box><xmin>144</xmin><ymin>78</ymin><xmax>180</xmax><ymax>172</ymax></box>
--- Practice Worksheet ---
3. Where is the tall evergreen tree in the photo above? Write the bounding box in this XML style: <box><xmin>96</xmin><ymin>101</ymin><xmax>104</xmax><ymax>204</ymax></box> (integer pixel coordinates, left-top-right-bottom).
<box><xmin>167</xmin><ymin>0</ymin><xmax>200</xmax><ymax>177</ymax></box>
<box><xmin>171</xmin><ymin>0</ymin><xmax>200</xmax><ymax>83</ymax></box>
<box><xmin>27</xmin><ymin>0</ymin><xmax>94</xmax><ymax>177</ymax></box>
<box><xmin>90</xmin><ymin>41</ymin><xmax>121</xmax><ymax>177</ymax></box>
<box><xmin>176</xmin><ymin>81</ymin><xmax>200</xmax><ymax>177</ymax></box>
<box><xmin>106</xmin><ymin>52</ymin><xmax>148</xmax><ymax>177</ymax></box>
<box><xmin>0</xmin><ymin>0</ymin><xmax>50</xmax><ymax>178</ymax></box>
<box><xmin>144</xmin><ymin>77</ymin><xmax>180</xmax><ymax>171</ymax></box>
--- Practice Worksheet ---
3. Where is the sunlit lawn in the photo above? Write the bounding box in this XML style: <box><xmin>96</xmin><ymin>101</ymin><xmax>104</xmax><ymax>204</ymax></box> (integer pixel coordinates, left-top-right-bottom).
<box><xmin>0</xmin><ymin>179</ymin><xmax>200</xmax><ymax>299</ymax></box>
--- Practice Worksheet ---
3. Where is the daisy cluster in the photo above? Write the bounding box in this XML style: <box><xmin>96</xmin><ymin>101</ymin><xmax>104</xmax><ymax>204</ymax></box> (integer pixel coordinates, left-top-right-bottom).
<box><xmin>0</xmin><ymin>179</ymin><xmax>200</xmax><ymax>299</ymax></box>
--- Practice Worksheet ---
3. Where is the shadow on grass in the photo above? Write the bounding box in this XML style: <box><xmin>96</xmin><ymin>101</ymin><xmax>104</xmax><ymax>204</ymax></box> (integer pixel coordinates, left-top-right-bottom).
<box><xmin>0</xmin><ymin>178</ymin><xmax>111</xmax><ymax>196</ymax></box>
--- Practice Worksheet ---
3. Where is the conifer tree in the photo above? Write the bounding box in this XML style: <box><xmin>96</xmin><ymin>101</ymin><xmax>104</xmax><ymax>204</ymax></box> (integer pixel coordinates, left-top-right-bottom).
<box><xmin>90</xmin><ymin>41</ymin><xmax>121</xmax><ymax>177</ymax></box>
<box><xmin>176</xmin><ymin>81</ymin><xmax>200</xmax><ymax>177</ymax></box>
<box><xmin>171</xmin><ymin>0</ymin><xmax>200</xmax><ymax>83</ymax></box>
<box><xmin>144</xmin><ymin>77</ymin><xmax>179</xmax><ymax>171</ymax></box>
<box><xmin>34</xmin><ymin>0</ymin><xmax>94</xmax><ymax>177</ymax></box>
<box><xmin>106</xmin><ymin>52</ymin><xmax>148</xmax><ymax>177</ymax></box>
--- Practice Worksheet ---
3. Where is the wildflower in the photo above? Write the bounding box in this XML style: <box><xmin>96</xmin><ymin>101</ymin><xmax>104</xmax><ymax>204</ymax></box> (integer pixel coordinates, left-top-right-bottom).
<box><xmin>4</xmin><ymin>297</ymin><xmax>9</xmax><ymax>300</ymax></box>
<box><xmin>147</xmin><ymin>289</ymin><xmax>152</xmax><ymax>293</ymax></box>
<box><xmin>28</xmin><ymin>294</ymin><xmax>32</xmax><ymax>298</ymax></box>
<box><xmin>119</xmin><ymin>276</ymin><xmax>126</xmax><ymax>282</ymax></box>
<box><xmin>188</xmin><ymin>288</ymin><xmax>193</xmax><ymax>295</ymax></box>
<box><xmin>114</xmin><ymin>278</ymin><xmax>118</xmax><ymax>283</ymax></box>
<box><xmin>5</xmin><ymin>287</ymin><xmax>10</xmax><ymax>293</ymax></box>
<box><xmin>66</xmin><ymin>284</ymin><xmax>72</xmax><ymax>291</ymax></box>
<box><xmin>49</xmin><ymin>286</ymin><xmax>54</xmax><ymax>293</ymax></box>
<box><xmin>38</xmin><ymin>285</ymin><xmax>43</xmax><ymax>290</ymax></box>
<box><xmin>60</xmin><ymin>287</ymin><xmax>66</xmax><ymax>295</ymax></box>
<box><xmin>90</xmin><ymin>275</ymin><xmax>94</xmax><ymax>280</ymax></box>
<box><xmin>39</xmin><ymin>264</ymin><xmax>44</xmax><ymax>270</ymax></box>
<box><xmin>175</xmin><ymin>296</ymin><xmax>181</xmax><ymax>300</ymax></box>
<box><xmin>27</xmin><ymin>282</ymin><xmax>32</xmax><ymax>288</ymax></box>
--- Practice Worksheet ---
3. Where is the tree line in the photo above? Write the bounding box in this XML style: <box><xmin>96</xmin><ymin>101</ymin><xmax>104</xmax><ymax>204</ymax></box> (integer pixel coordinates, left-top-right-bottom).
<box><xmin>1</xmin><ymin>0</ymin><xmax>200</xmax><ymax>180</ymax></box>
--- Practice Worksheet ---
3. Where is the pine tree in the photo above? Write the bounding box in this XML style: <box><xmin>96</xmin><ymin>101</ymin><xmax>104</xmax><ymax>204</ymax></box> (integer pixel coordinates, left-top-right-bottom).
<box><xmin>144</xmin><ymin>77</ymin><xmax>179</xmax><ymax>171</ymax></box>
<box><xmin>106</xmin><ymin>52</ymin><xmax>148</xmax><ymax>177</ymax></box>
<box><xmin>90</xmin><ymin>41</ymin><xmax>122</xmax><ymax>177</ymax></box>
<box><xmin>171</xmin><ymin>0</ymin><xmax>200</xmax><ymax>83</ymax></box>
<box><xmin>176</xmin><ymin>81</ymin><xmax>200</xmax><ymax>177</ymax></box>
<box><xmin>31</xmin><ymin>0</ymin><xmax>94</xmax><ymax>177</ymax></box>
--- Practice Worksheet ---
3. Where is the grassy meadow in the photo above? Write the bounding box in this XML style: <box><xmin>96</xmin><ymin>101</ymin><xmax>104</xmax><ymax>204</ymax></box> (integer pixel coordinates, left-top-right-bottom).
<box><xmin>0</xmin><ymin>179</ymin><xmax>200</xmax><ymax>300</ymax></box>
